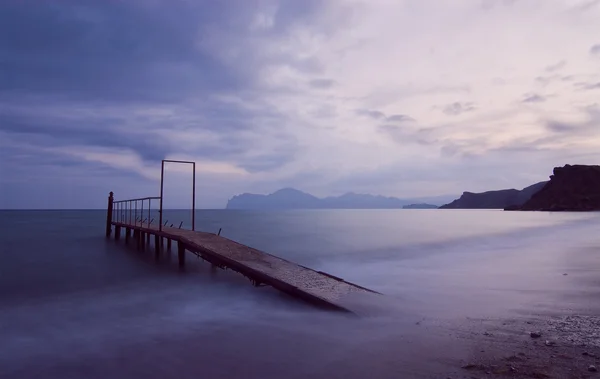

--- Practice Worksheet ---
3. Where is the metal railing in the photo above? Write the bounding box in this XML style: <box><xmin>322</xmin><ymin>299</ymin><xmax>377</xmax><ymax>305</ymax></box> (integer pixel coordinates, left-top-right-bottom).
<box><xmin>112</xmin><ymin>196</ymin><xmax>161</xmax><ymax>229</ymax></box>
<box><xmin>105</xmin><ymin>159</ymin><xmax>196</xmax><ymax>237</ymax></box>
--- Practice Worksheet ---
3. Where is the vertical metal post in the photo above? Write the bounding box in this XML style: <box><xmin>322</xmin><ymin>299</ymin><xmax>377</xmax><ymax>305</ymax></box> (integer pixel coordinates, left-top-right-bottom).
<box><xmin>192</xmin><ymin>162</ymin><xmax>196</xmax><ymax>231</ymax></box>
<box><xmin>129</xmin><ymin>201</ymin><xmax>132</xmax><ymax>225</ymax></box>
<box><xmin>148</xmin><ymin>198</ymin><xmax>151</xmax><ymax>228</ymax></box>
<box><xmin>106</xmin><ymin>192</ymin><xmax>114</xmax><ymax>238</ymax></box>
<box><xmin>159</xmin><ymin>160</ymin><xmax>165</xmax><ymax>232</ymax></box>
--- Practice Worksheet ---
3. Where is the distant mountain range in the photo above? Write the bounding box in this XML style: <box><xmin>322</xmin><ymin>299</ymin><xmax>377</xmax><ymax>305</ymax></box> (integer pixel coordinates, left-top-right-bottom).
<box><xmin>226</xmin><ymin>164</ymin><xmax>599</xmax><ymax>211</ymax></box>
<box><xmin>439</xmin><ymin>181</ymin><xmax>548</xmax><ymax>209</ymax></box>
<box><xmin>225</xmin><ymin>188</ymin><xmax>453</xmax><ymax>210</ymax></box>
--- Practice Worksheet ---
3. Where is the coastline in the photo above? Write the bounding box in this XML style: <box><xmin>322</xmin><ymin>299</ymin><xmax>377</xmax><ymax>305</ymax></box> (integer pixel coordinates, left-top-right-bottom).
<box><xmin>2</xmin><ymin>209</ymin><xmax>600</xmax><ymax>379</ymax></box>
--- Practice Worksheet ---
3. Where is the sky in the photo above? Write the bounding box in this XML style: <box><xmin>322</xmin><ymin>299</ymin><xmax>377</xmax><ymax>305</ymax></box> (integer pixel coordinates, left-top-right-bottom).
<box><xmin>1</xmin><ymin>0</ymin><xmax>599</xmax><ymax>209</ymax></box>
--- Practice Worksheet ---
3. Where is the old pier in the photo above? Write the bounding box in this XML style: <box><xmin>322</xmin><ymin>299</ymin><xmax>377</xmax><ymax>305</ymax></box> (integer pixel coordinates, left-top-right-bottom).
<box><xmin>106</xmin><ymin>160</ymin><xmax>378</xmax><ymax>313</ymax></box>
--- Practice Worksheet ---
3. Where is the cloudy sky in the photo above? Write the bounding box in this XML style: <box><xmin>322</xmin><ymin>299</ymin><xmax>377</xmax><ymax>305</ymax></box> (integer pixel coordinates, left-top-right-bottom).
<box><xmin>1</xmin><ymin>0</ymin><xmax>599</xmax><ymax>209</ymax></box>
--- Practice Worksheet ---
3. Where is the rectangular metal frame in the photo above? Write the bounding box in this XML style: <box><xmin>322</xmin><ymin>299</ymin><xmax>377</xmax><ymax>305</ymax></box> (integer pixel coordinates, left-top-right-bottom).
<box><xmin>159</xmin><ymin>159</ymin><xmax>196</xmax><ymax>232</ymax></box>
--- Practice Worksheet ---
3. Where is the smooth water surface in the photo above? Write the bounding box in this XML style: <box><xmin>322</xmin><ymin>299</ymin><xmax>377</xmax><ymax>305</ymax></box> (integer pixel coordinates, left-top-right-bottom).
<box><xmin>1</xmin><ymin>210</ymin><xmax>599</xmax><ymax>378</ymax></box>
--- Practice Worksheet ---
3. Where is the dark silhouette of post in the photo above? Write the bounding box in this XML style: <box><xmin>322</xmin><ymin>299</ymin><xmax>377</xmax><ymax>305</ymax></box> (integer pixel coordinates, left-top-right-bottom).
<box><xmin>178</xmin><ymin>240</ymin><xmax>185</xmax><ymax>268</ymax></box>
<box><xmin>106</xmin><ymin>192</ymin><xmax>114</xmax><ymax>238</ymax></box>
<box><xmin>155</xmin><ymin>234</ymin><xmax>160</xmax><ymax>260</ymax></box>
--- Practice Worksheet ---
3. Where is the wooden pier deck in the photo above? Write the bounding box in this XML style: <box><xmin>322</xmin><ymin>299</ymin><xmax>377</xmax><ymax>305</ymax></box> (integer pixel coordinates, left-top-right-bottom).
<box><xmin>110</xmin><ymin>221</ymin><xmax>379</xmax><ymax>313</ymax></box>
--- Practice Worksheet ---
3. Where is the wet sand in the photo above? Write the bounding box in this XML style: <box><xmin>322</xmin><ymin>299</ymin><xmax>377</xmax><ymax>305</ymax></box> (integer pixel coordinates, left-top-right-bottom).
<box><xmin>434</xmin><ymin>313</ymin><xmax>600</xmax><ymax>379</ymax></box>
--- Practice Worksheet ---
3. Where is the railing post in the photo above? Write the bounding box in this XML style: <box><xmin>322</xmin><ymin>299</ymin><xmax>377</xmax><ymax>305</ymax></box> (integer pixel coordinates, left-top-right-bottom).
<box><xmin>106</xmin><ymin>192</ymin><xmax>114</xmax><ymax>238</ymax></box>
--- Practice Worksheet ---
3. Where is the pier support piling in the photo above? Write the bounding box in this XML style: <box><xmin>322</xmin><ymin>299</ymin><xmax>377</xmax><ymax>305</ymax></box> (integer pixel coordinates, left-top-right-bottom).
<box><xmin>178</xmin><ymin>241</ymin><xmax>185</xmax><ymax>268</ymax></box>
<box><xmin>115</xmin><ymin>226</ymin><xmax>121</xmax><ymax>241</ymax></box>
<box><xmin>154</xmin><ymin>234</ymin><xmax>160</xmax><ymax>260</ymax></box>
<box><xmin>134</xmin><ymin>230</ymin><xmax>139</xmax><ymax>250</ymax></box>
<box><xmin>125</xmin><ymin>228</ymin><xmax>130</xmax><ymax>244</ymax></box>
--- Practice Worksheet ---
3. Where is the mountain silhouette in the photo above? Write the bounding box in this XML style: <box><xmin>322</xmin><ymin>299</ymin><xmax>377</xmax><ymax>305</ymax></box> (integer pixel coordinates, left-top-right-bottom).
<box><xmin>439</xmin><ymin>181</ymin><xmax>547</xmax><ymax>209</ymax></box>
<box><xmin>226</xmin><ymin>189</ymin><xmax>452</xmax><ymax>209</ymax></box>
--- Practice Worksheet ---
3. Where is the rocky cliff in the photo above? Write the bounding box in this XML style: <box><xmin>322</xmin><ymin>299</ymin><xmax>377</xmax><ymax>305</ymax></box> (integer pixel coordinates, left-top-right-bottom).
<box><xmin>515</xmin><ymin>164</ymin><xmax>600</xmax><ymax>211</ymax></box>
<box><xmin>440</xmin><ymin>181</ymin><xmax>547</xmax><ymax>209</ymax></box>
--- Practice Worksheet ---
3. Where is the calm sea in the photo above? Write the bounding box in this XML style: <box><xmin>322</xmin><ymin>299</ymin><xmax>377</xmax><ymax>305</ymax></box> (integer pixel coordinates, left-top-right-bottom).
<box><xmin>1</xmin><ymin>209</ymin><xmax>599</xmax><ymax>378</ymax></box>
